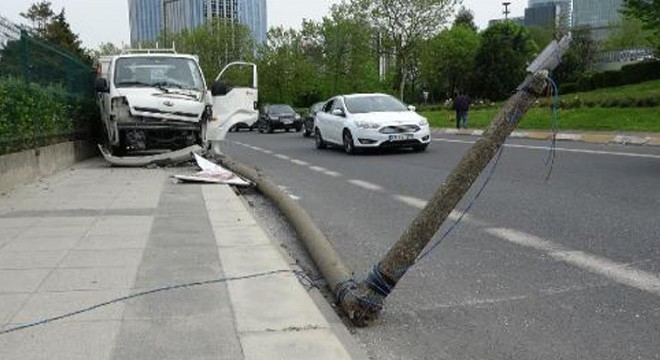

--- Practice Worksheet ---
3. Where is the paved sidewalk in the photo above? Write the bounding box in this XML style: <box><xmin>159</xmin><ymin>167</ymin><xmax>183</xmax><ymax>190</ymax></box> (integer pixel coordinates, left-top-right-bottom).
<box><xmin>434</xmin><ymin>128</ymin><xmax>660</xmax><ymax>146</ymax></box>
<box><xmin>0</xmin><ymin>158</ymin><xmax>356</xmax><ymax>359</ymax></box>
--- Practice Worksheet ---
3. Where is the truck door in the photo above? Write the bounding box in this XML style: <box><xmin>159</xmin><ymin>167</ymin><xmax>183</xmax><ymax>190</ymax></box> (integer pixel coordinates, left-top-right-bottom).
<box><xmin>207</xmin><ymin>62</ymin><xmax>258</xmax><ymax>142</ymax></box>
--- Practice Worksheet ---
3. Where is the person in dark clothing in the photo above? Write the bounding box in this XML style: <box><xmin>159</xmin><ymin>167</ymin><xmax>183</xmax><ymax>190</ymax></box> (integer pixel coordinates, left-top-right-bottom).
<box><xmin>454</xmin><ymin>91</ymin><xmax>471</xmax><ymax>129</ymax></box>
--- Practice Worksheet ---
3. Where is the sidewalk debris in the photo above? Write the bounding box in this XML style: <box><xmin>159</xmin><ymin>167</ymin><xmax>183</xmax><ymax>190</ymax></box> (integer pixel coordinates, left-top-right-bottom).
<box><xmin>173</xmin><ymin>153</ymin><xmax>252</xmax><ymax>186</ymax></box>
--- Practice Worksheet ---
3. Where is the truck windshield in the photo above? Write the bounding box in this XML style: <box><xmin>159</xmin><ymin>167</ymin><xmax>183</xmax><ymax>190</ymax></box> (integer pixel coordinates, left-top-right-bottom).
<box><xmin>114</xmin><ymin>57</ymin><xmax>205</xmax><ymax>92</ymax></box>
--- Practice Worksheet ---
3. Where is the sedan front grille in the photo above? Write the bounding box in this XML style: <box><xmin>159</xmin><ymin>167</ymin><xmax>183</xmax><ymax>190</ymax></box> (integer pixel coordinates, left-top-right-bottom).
<box><xmin>379</xmin><ymin>125</ymin><xmax>421</xmax><ymax>134</ymax></box>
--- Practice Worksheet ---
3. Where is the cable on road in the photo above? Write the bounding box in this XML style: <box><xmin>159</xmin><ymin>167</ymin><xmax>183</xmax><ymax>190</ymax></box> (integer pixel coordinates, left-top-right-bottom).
<box><xmin>0</xmin><ymin>269</ymin><xmax>300</xmax><ymax>337</ymax></box>
<box><xmin>544</xmin><ymin>77</ymin><xmax>561</xmax><ymax>181</ymax></box>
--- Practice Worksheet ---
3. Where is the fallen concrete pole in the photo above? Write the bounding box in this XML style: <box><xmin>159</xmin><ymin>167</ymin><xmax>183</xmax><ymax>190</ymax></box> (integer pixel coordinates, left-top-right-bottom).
<box><xmin>337</xmin><ymin>35</ymin><xmax>572</xmax><ymax>326</ymax></box>
<box><xmin>217</xmin><ymin>156</ymin><xmax>354</xmax><ymax>300</ymax></box>
<box><xmin>98</xmin><ymin>145</ymin><xmax>203</xmax><ymax>167</ymax></box>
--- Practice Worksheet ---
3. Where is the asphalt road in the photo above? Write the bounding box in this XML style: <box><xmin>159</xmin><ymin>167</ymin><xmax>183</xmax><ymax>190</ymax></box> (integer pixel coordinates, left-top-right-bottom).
<box><xmin>221</xmin><ymin>129</ymin><xmax>660</xmax><ymax>360</ymax></box>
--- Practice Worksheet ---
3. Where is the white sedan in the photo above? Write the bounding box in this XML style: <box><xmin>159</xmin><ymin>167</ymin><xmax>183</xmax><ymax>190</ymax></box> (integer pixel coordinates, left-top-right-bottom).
<box><xmin>314</xmin><ymin>93</ymin><xmax>431</xmax><ymax>154</ymax></box>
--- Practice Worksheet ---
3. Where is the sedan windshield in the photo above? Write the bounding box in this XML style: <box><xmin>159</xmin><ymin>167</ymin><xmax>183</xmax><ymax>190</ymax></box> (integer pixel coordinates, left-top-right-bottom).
<box><xmin>344</xmin><ymin>95</ymin><xmax>408</xmax><ymax>114</ymax></box>
<box><xmin>269</xmin><ymin>105</ymin><xmax>295</xmax><ymax>115</ymax></box>
<box><xmin>114</xmin><ymin>57</ymin><xmax>205</xmax><ymax>92</ymax></box>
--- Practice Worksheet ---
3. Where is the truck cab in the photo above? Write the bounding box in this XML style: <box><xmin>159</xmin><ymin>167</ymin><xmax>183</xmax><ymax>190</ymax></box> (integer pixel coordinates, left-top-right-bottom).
<box><xmin>95</xmin><ymin>49</ymin><xmax>257</xmax><ymax>163</ymax></box>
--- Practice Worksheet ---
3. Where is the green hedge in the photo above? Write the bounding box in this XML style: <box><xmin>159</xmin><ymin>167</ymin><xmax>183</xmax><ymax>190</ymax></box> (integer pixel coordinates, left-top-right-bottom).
<box><xmin>0</xmin><ymin>77</ymin><xmax>96</xmax><ymax>154</ymax></box>
<box><xmin>561</xmin><ymin>60</ymin><xmax>660</xmax><ymax>94</ymax></box>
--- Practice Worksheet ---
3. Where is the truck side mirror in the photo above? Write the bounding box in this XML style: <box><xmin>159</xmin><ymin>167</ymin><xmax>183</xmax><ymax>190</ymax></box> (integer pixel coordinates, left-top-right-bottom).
<box><xmin>95</xmin><ymin>78</ymin><xmax>109</xmax><ymax>93</ymax></box>
<box><xmin>211</xmin><ymin>81</ymin><xmax>228</xmax><ymax>96</ymax></box>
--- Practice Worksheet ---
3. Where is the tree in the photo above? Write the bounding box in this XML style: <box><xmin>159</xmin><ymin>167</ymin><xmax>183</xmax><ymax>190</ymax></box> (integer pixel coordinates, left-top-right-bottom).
<box><xmin>166</xmin><ymin>18</ymin><xmax>255</xmax><ymax>85</ymax></box>
<box><xmin>351</xmin><ymin>0</ymin><xmax>459</xmax><ymax>100</ymax></box>
<box><xmin>453</xmin><ymin>7</ymin><xmax>477</xmax><ymax>32</ymax></box>
<box><xmin>603</xmin><ymin>17</ymin><xmax>656</xmax><ymax>51</ymax></box>
<box><xmin>527</xmin><ymin>25</ymin><xmax>555</xmax><ymax>50</ymax></box>
<box><xmin>622</xmin><ymin>0</ymin><xmax>660</xmax><ymax>32</ymax></box>
<box><xmin>20</xmin><ymin>1</ymin><xmax>54</xmax><ymax>34</ymax></box>
<box><xmin>553</xmin><ymin>26</ymin><xmax>598</xmax><ymax>84</ymax></box>
<box><xmin>420</xmin><ymin>25</ymin><xmax>480</xmax><ymax>99</ymax></box>
<box><xmin>474</xmin><ymin>21</ymin><xmax>537</xmax><ymax>100</ymax></box>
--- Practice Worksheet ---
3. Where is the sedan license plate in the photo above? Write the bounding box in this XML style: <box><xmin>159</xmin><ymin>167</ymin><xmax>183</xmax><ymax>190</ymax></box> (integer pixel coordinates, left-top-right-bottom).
<box><xmin>389</xmin><ymin>134</ymin><xmax>414</xmax><ymax>141</ymax></box>
<box><xmin>282</xmin><ymin>119</ymin><xmax>293</xmax><ymax>124</ymax></box>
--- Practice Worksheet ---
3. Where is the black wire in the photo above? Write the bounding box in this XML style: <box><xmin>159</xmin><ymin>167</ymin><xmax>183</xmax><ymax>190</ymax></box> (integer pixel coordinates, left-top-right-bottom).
<box><xmin>0</xmin><ymin>269</ymin><xmax>295</xmax><ymax>336</ymax></box>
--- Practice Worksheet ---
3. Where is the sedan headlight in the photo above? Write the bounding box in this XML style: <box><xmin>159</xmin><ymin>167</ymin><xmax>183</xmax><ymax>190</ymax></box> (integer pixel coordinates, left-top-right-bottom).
<box><xmin>268</xmin><ymin>115</ymin><xmax>279</xmax><ymax>120</ymax></box>
<box><xmin>295</xmin><ymin>114</ymin><xmax>301</xmax><ymax>120</ymax></box>
<box><xmin>418</xmin><ymin>117</ymin><xmax>429</xmax><ymax>127</ymax></box>
<box><xmin>354</xmin><ymin>120</ymin><xmax>380</xmax><ymax>129</ymax></box>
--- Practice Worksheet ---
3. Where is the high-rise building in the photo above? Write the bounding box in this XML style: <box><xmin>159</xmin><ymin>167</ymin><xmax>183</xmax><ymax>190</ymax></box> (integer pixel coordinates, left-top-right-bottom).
<box><xmin>129</xmin><ymin>0</ymin><xmax>267</xmax><ymax>46</ymax></box>
<box><xmin>524</xmin><ymin>0</ymin><xmax>571</xmax><ymax>29</ymax></box>
<box><xmin>572</xmin><ymin>0</ymin><xmax>623</xmax><ymax>40</ymax></box>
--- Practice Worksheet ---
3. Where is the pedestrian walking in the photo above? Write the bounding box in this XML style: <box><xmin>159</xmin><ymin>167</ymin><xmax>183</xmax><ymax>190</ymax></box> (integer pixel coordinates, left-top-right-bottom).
<box><xmin>454</xmin><ymin>91</ymin><xmax>470</xmax><ymax>129</ymax></box>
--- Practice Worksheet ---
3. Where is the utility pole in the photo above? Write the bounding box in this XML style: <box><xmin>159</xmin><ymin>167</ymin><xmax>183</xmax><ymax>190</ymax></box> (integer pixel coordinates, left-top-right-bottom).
<box><xmin>502</xmin><ymin>2</ymin><xmax>511</xmax><ymax>20</ymax></box>
<box><xmin>337</xmin><ymin>36</ymin><xmax>573</xmax><ymax>327</ymax></box>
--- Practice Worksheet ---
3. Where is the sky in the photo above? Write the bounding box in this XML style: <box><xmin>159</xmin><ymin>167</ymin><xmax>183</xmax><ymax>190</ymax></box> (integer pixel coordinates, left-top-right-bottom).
<box><xmin>2</xmin><ymin>0</ymin><xmax>527</xmax><ymax>49</ymax></box>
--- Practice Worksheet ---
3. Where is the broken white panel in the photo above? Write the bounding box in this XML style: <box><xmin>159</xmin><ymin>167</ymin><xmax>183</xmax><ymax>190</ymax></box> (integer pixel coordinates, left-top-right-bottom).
<box><xmin>173</xmin><ymin>154</ymin><xmax>251</xmax><ymax>186</ymax></box>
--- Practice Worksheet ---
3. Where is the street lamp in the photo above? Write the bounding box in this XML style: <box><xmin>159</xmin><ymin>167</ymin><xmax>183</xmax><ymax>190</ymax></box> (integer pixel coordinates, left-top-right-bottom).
<box><xmin>502</xmin><ymin>2</ymin><xmax>511</xmax><ymax>20</ymax></box>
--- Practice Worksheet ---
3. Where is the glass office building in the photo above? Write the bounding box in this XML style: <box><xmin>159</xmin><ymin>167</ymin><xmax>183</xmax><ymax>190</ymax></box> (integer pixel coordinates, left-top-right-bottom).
<box><xmin>129</xmin><ymin>0</ymin><xmax>267</xmax><ymax>45</ymax></box>
<box><xmin>525</xmin><ymin>0</ymin><xmax>571</xmax><ymax>29</ymax></box>
<box><xmin>573</xmin><ymin>0</ymin><xmax>623</xmax><ymax>40</ymax></box>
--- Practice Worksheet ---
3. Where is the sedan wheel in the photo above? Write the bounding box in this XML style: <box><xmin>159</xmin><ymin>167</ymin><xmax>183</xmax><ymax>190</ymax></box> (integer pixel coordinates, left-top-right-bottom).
<box><xmin>343</xmin><ymin>130</ymin><xmax>356</xmax><ymax>155</ymax></box>
<box><xmin>315</xmin><ymin>129</ymin><xmax>327</xmax><ymax>149</ymax></box>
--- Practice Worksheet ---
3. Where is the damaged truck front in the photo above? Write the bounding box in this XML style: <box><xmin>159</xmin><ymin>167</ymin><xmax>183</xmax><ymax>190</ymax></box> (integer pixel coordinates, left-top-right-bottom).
<box><xmin>95</xmin><ymin>51</ymin><xmax>258</xmax><ymax>166</ymax></box>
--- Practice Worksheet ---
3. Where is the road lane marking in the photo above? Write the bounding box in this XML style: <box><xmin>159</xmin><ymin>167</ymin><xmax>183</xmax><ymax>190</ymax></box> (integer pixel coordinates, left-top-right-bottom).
<box><xmin>291</xmin><ymin>159</ymin><xmax>310</xmax><ymax>166</ymax></box>
<box><xmin>486</xmin><ymin>227</ymin><xmax>660</xmax><ymax>296</ymax></box>
<box><xmin>348</xmin><ymin>179</ymin><xmax>383</xmax><ymax>191</ymax></box>
<box><xmin>432</xmin><ymin>138</ymin><xmax>660</xmax><ymax>159</ymax></box>
<box><xmin>324</xmin><ymin>171</ymin><xmax>342</xmax><ymax>177</ymax></box>
<box><xmin>310</xmin><ymin>166</ymin><xmax>327</xmax><ymax>172</ymax></box>
<box><xmin>392</xmin><ymin>195</ymin><xmax>488</xmax><ymax>226</ymax></box>
<box><xmin>274</xmin><ymin>154</ymin><xmax>290</xmax><ymax>160</ymax></box>
<box><xmin>262</xmin><ymin>149</ymin><xmax>273</xmax><ymax>154</ymax></box>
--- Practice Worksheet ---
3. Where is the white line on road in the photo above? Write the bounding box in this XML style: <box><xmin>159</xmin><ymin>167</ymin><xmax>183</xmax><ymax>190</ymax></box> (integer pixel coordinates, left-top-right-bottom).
<box><xmin>261</xmin><ymin>149</ymin><xmax>273</xmax><ymax>154</ymax></box>
<box><xmin>348</xmin><ymin>179</ymin><xmax>384</xmax><ymax>191</ymax></box>
<box><xmin>309</xmin><ymin>166</ymin><xmax>328</xmax><ymax>172</ymax></box>
<box><xmin>290</xmin><ymin>159</ymin><xmax>310</xmax><ymax>166</ymax></box>
<box><xmin>392</xmin><ymin>194</ymin><xmax>488</xmax><ymax>226</ymax></box>
<box><xmin>274</xmin><ymin>154</ymin><xmax>290</xmax><ymax>160</ymax></box>
<box><xmin>432</xmin><ymin>138</ymin><xmax>660</xmax><ymax>159</ymax></box>
<box><xmin>324</xmin><ymin>171</ymin><xmax>342</xmax><ymax>177</ymax></box>
<box><xmin>486</xmin><ymin>227</ymin><xmax>660</xmax><ymax>296</ymax></box>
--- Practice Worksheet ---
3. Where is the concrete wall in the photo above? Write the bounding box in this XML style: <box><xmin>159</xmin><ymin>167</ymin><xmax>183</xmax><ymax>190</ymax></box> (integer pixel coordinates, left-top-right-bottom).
<box><xmin>0</xmin><ymin>141</ymin><xmax>98</xmax><ymax>193</ymax></box>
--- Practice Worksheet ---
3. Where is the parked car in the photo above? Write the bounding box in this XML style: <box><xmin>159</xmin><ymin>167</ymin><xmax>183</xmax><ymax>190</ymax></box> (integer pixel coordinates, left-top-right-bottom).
<box><xmin>303</xmin><ymin>102</ymin><xmax>325</xmax><ymax>137</ymax></box>
<box><xmin>258</xmin><ymin>104</ymin><xmax>302</xmax><ymax>133</ymax></box>
<box><xmin>314</xmin><ymin>93</ymin><xmax>431</xmax><ymax>154</ymax></box>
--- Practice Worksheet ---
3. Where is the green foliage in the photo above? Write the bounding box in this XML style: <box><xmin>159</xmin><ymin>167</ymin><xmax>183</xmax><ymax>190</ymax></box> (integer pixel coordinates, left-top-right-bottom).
<box><xmin>622</xmin><ymin>0</ymin><xmax>660</xmax><ymax>34</ymax></box>
<box><xmin>603</xmin><ymin>17</ymin><xmax>656</xmax><ymax>50</ymax></box>
<box><xmin>165</xmin><ymin>19</ymin><xmax>255</xmax><ymax>86</ymax></box>
<box><xmin>0</xmin><ymin>77</ymin><xmax>95</xmax><ymax>154</ymax></box>
<box><xmin>527</xmin><ymin>25</ymin><xmax>555</xmax><ymax>49</ymax></box>
<box><xmin>553</xmin><ymin>26</ymin><xmax>599</xmax><ymax>84</ymax></box>
<box><xmin>453</xmin><ymin>7</ymin><xmax>477</xmax><ymax>32</ymax></box>
<box><xmin>474</xmin><ymin>21</ymin><xmax>537</xmax><ymax>100</ymax></box>
<box><xmin>420</xmin><ymin>25</ymin><xmax>480</xmax><ymax>99</ymax></box>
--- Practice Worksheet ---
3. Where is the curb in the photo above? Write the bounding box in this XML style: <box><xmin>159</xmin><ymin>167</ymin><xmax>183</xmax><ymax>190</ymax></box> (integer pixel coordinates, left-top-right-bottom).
<box><xmin>433</xmin><ymin>128</ymin><xmax>660</xmax><ymax>147</ymax></box>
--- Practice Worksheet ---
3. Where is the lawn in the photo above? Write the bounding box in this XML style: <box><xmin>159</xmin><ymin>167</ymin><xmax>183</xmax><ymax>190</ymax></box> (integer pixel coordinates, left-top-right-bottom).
<box><xmin>422</xmin><ymin>107</ymin><xmax>660</xmax><ymax>132</ymax></box>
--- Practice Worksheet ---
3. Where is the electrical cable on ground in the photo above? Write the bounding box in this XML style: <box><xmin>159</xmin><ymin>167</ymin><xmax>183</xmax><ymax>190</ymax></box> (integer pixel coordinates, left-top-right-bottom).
<box><xmin>0</xmin><ymin>269</ymin><xmax>298</xmax><ymax>336</ymax></box>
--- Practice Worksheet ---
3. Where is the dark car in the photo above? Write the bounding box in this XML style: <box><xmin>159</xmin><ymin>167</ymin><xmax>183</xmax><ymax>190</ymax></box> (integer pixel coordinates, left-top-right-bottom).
<box><xmin>258</xmin><ymin>104</ymin><xmax>302</xmax><ymax>133</ymax></box>
<box><xmin>302</xmin><ymin>102</ymin><xmax>325</xmax><ymax>137</ymax></box>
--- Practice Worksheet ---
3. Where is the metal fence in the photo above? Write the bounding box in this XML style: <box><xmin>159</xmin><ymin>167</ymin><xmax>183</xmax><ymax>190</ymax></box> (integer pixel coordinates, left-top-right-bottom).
<box><xmin>0</xmin><ymin>14</ymin><xmax>96</xmax><ymax>155</ymax></box>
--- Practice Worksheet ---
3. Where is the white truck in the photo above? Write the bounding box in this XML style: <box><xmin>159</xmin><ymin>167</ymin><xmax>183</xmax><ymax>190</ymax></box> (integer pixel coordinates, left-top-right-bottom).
<box><xmin>95</xmin><ymin>49</ymin><xmax>258</xmax><ymax>166</ymax></box>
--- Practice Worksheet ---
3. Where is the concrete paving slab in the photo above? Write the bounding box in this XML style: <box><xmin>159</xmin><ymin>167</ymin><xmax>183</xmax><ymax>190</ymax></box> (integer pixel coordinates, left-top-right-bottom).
<box><xmin>0</xmin><ymin>228</ymin><xmax>22</xmax><ymax>243</ymax></box>
<box><xmin>0</xmin><ymin>218</ymin><xmax>38</xmax><ymax>229</ymax></box>
<box><xmin>3</xmin><ymin>236</ymin><xmax>81</xmax><ymax>252</ymax></box>
<box><xmin>10</xmin><ymin>289</ymin><xmax>129</xmax><ymax>323</ymax></box>
<box><xmin>241</xmin><ymin>328</ymin><xmax>353</xmax><ymax>360</ymax></box>
<box><xmin>0</xmin><ymin>269</ymin><xmax>51</xmax><ymax>293</ymax></box>
<box><xmin>212</xmin><ymin>224</ymin><xmax>271</xmax><ymax>247</ymax></box>
<box><xmin>0</xmin><ymin>294</ymin><xmax>29</xmax><ymax>325</ymax></box>
<box><xmin>59</xmin><ymin>249</ymin><xmax>145</xmax><ymax>268</ymax></box>
<box><xmin>75</xmin><ymin>233</ymin><xmax>149</xmax><ymax>250</ymax></box>
<box><xmin>87</xmin><ymin>216</ymin><xmax>153</xmax><ymax>236</ymax></box>
<box><xmin>132</xmin><ymin>264</ymin><xmax>222</xmax><ymax>289</ymax></box>
<box><xmin>0</xmin><ymin>320</ymin><xmax>121</xmax><ymax>360</ymax></box>
<box><xmin>110</xmin><ymin>316</ymin><xmax>242</xmax><ymax>360</ymax></box>
<box><xmin>207</xmin><ymin>208</ymin><xmax>258</xmax><ymax>226</ymax></box>
<box><xmin>121</xmin><ymin>286</ymin><xmax>232</xmax><ymax>320</ymax></box>
<box><xmin>33</xmin><ymin>216</ymin><xmax>96</xmax><ymax>227</ymax></box>
<box><xmin>228</xmin><ymin>274</ymin><xmax>329</xmax><ymax>332</ymax></box>
<box><xmin>138</xmin><ymin>246</ymin><xmax>220</xmax><ymax>267</ymax></box>
<box><xmin>17</xmin><ymin>225</ymin><xmax>90</xmax><ymax>239</ymax></box>
<box><xmin>218</xmin><ymin>245</ymin><xmax>290</xmax><ymax>277</ymax></box>
<box><xmin>39</xmin><ymin>267</ymin><xmax>138</xmax><ymax>292</ymax></box>
<box><xmin>0</xmin><ymin>250</ymin><xmax>68</xmax><ymax>269</ymax></box>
